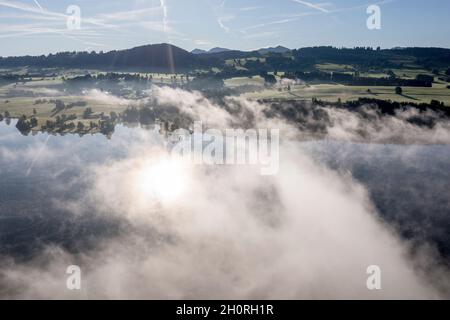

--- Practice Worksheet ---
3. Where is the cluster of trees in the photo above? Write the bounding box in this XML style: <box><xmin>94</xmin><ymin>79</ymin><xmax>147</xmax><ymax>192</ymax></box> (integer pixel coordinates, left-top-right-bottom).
<box><xmin>260</xmin><ymin>72</ymin><xmax>277</xmax><ymax>86</ymax></box>
<box><xmin>0</xmin><ymin>74</ymin><xmax>26</xmax><ymax>83</ymax></box>
<box><xmin>291</xmin><ymin>47</ymin><xmax>450</xmax><ymax>70</ymax></box>
<box><xmin>34</xmin><ymin>99</ymin><xmax>49</xmax><ymax>105</ymax></box>
<box><xmin>217</xmin><ymin>47</ymin><xmax>450</xmax><ymax>76</ymax></box>
<box><xmin>34</xmin><ymin>98</ymin><xmax>88</xmax><ymax>110</ymax></box>
<box><xmin>311</xmin><ymin>97</ymin><xmax>450</xmax><ymax>117</ymax></box>
<box><xmin>291</xmin><ymin>47</ymin><xmax>394</xmax><ymax>69</ymax></box>
<box><xmin>210</xmin><ymin>47</ymin><xmax>445</xmax><ymax>74</ymax></box>
<box><xmin>52</xmin><ymin>99</ymin><xmax>65</xmax><ymax>113</ymax></box>
<box><xmin>121</xmin><ymin>106</ymin><xmax>155</xmax><ymax>124</ymax></box>
<box><xmin>98</xmin><ymin>118</ymin><xmax>115</xmax><ymax>136</ymax></box>
<box><xmin>43</xmin><ymin>99</ymin><xmax>89</xmax><ymax>115</ymax></box>
<box><xmin>67</xmin><ymin>101</ymin><xmax>87</xmax><ymax>108</ymax></box>
<box><xmin>83</xmin><ymin>107</ymin><xmax>94</xmax><ymax>119</ymax></box>
<box><xmin>283</xmin><ymin>71</ymin><xmax>434</xmax><ymax>87</ymax></box>
<box><xmin>119</xmin><ymin>105</ymin><xmax>186</xmax><ymax>132</ymax></box>
<box><xmin>416</xmin><ymin>74</ymin><xmax>434</xmax><ymax>83</ymax></box>
<box><xmin>183</xmin><ymin>74</ymin><xmax>225</xmax><ymax>91</ymax></box>
<box><xmin>261</xmin><ymin>97</ymin><xmax>449</xmax><ymax>137</ymax></box>
<box><xmin>41</xmin><ymin>116</ymin><xmax>115</xmax><ymax>136</ymax></box>
<box><xmin>66</xmin><ymin>72</ymin><xmax>193</xmax><ymax>91</ymax></box>
<box><xmin>56</xmin><ymin>114</ymin><xmax>77</xmax><ymax>123</ymax></box>
<box><xmin>42</xmin><ymin>113</ymin><xmax>77</xmax><ymax>131</ymax></box>
<box><xmin>0</xmin><ymin>111</ymin><xmax>11</xmax><ymax>125</ymax></box>
<box><xmin>66</xmin><ymin>73</ymin><xmax>154</xmax><ymax>84</ymax></box>
<box><xmin>190</xmin><ymin>60</ymin><xmax>445</xmax><ymax>91</ymax></box>
<box><xmin>2</xmin><ymin>103</ymin><xmax>121</xmax><ymax>137</ymax></box>
<box><xmin>15</xmin><ymin>115</ymin><xmax>38</xmax><ymax>135</ymax></box>
<box><xmin>64</xmin><ymin>73</ymin><xmax>164</xmax><ymax>96</ymax></box>
<box><xmin>0</xmin><ymin>73</ymin><xmax>58</xmax><ymax>84</ymax></box>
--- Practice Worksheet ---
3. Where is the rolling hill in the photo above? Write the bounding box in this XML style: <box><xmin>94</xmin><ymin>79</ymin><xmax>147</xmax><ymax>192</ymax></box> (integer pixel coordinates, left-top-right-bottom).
<box><xmin>0</xmin><ymin>43</ymin><xmax>198</xmax><ymax>71</ymax></box>
<box><xmin>1</xmin><ymin>44</ymin><xmax>449</xmax><ymax>74</ymax></box>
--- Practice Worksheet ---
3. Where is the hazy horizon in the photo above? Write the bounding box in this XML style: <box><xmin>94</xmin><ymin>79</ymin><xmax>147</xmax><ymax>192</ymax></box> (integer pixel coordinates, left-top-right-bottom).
<box><xmin>3</xmin><ymin>41</ymin><xmax>450</xmax><ymax>59</ymax></box>
<box><xmin>1</xmin><ymin>0</ymin><xmax>450</xmax><ymax>57</ymax></box>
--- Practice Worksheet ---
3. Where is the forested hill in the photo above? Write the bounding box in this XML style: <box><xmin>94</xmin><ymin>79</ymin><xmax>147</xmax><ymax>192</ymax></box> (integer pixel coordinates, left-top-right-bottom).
<box><xmin>291</xmin><ymin>47</ymin><xmax>450</xmax><ymax>69</ymax></box>
<box><xmin>1</xmin><ymin>44</ymin><xmax>449</xmax><ymax>72</ymax></box>
<box><xmin>0</xmin><ymin>43</ymin><xmax>197</xmax><ymax>71</ymax></box>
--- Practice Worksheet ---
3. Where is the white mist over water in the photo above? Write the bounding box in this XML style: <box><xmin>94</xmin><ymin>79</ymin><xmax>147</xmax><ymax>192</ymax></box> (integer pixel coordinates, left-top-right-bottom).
<box><xmin>0</xmin><ymin>87</ymin><xmax>449</xmax><ymax>299</ymax></box>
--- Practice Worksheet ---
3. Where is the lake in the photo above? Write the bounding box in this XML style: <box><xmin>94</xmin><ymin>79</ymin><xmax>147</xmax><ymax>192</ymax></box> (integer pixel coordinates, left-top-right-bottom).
<box><xmin>1</xmin><ymin>119</ymin><xmax>450</xmax><ymax>299</ymax></box>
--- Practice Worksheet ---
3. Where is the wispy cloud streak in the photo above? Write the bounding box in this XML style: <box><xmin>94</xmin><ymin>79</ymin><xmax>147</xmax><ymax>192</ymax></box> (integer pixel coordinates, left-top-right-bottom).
<box><xmin>292</xmin><ymin>0</ymin><xmax>330</xmax><ymax>13</ymax></box>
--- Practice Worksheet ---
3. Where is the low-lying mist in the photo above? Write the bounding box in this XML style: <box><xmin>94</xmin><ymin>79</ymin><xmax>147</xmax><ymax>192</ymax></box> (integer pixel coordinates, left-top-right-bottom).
<box><xmin>0</xmin><ymin>86</ymin><xmax>449</xmax><ymax>299</ymax></box>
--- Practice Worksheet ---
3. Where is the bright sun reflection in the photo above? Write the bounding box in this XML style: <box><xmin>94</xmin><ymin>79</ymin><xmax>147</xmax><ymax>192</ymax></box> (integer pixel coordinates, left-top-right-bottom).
<box><xmin>136</xmin><ymin>156</ymin><xmax>188</xmax><ymax>203</ymax></box>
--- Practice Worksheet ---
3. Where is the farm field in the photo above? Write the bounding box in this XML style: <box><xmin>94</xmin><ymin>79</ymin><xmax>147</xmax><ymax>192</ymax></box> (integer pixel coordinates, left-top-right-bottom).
<box><xmin>239</xmin><ymin>83</ymin><xmax>450</xmax><ymax>105</ymax></box>
<box><xmin>1</xmin><ymin>67</ymin><xmax>449</xmax><ymax>135</ymax></box>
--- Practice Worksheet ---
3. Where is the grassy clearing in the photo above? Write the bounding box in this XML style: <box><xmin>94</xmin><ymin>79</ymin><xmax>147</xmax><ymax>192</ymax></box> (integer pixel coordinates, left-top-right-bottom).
<box><xmin>225</xmin><ymin>57</ymin><xmax>266</xmax><ymax>70</ymax></box>
<box><xmin>316</xmin><ymin>63</ymin><xmax>355</xmax><ymax>73</ymax></box>
<box><xmin>224</xmin><ymin>76</ymin><xmax>265</xmax><ymax>88</ymax></box>
<box><xmin>391</xmin><ymin>68</ymin><xmax>435</xmax><ymax>79</ymax></box>
<box><xmin>0</xmin><ymin>72</ymin><xmax>190</xmax><ymax>120</ymax></box>
<box><xmin>0</xmin><ymin>95</ymin><xmax>129</xmax><ymax>118</ymax></box>
<box><xmin>241</xmin><ymin>83</ymin><xmax>450</xmax><ymax>105</ymax></box>
<box><xmin>1</xmin><ymin>73</ymin><xmax>449</xmax><ymax>131</ymax></box>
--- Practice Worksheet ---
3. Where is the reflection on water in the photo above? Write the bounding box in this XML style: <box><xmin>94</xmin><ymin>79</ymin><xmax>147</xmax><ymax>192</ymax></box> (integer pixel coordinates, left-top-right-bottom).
<box><xmin>0</xmin><ymin>120</ymin><xmax>164</xmax><ymax>260</ymax></box>
<box><xmin>303</xmin><ymin>141</ymin><xmax>450</xmax><ymax>258</ymax></box>
<box><xmin>1</xmin><ymin>120</ymin><xmax>450</xmax><ymax>260</ymax></box>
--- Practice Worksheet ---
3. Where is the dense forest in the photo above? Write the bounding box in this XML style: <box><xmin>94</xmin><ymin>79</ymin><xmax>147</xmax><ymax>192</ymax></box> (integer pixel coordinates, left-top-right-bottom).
<box><xmin>1</xmin><ymin>44</ymin><xmax>450</xmax><ymax>73</ymax></box>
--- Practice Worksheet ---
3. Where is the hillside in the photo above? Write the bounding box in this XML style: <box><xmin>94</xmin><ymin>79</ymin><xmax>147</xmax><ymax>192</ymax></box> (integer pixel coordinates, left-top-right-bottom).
<box><xmin>258</xmin><ymin>46</ymin><xmax>291</xmax><ymax>54</ymax></box>
<box><xmin>1</xmin><ymin>44</ymin><xmax>449</xmax><ymax>74</ymax></box>
<box><xmin>0</xmin><ymin>43</ymin><xmax>197</xmax><ymax>71</ymax></box>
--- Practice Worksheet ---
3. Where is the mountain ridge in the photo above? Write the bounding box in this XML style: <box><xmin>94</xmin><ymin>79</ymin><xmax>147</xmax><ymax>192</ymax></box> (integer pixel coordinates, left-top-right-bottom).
<box><xmin>1</xmin><ymin>43</ymin><xmax>449</xmax><ymax>73</ymax></box>
<box><xmin>191</xmin><ymin>47</ymin><xmax>232</xmax><ymax>55</ymax></box>
<box><xmin>258</xmin><ymin>46</ymin><xmax>291</xmax><ymax>54</ymax></box>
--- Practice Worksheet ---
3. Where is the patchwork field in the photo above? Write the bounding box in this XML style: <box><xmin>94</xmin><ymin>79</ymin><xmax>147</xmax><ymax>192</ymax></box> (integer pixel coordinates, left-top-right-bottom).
<box><xmin>1</xmin><ymin>68</ymin><xmax>449</xmax><ymax>135</ymax></box>
<box><xmin>238</xmin><ymin>82</ymin><xmax>450</xmax><ymax>105</ymax></box>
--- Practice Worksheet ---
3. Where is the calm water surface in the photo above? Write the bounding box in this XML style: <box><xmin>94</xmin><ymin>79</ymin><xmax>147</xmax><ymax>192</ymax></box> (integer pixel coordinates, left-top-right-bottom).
<box><xmin>1</xmin><ymin>120</ymin><xmax>449</xmax><ymax>260</ymax></box>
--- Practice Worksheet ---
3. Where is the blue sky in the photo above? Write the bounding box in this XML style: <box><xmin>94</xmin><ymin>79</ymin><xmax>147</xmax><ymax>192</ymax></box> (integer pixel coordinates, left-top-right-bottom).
<box><xmin>0</xmin><ymin>0</ymin><xmax>449</xmax><ymax>56</ymax></box>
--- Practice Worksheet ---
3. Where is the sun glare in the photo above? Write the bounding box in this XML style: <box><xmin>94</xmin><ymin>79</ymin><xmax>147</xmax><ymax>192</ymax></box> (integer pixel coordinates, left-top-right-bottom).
<box><xmin>136</xmin><ymin>156</ymin><xmax>188</xmax><ymax>203</ymax></box>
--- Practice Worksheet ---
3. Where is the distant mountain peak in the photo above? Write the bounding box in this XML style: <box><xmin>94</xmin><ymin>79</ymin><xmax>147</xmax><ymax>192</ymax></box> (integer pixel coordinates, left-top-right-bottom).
<box><xmin>191</xmin><ymin>48</ymin><xmax>207</xmax><ymax>55</ymax></box>
<box><xmin>208</xmin><ymin>47</ymin><xmax>232</xmax><ymax>54</ymax></box>
<box><xmin>191</xmin><ymin>47</ymin><xmax>233</xmax><ymax>55</ymax></box>
<box><xmin>258</xmin><ymin>46</ymin><xmax>291</xmax><ymax>54</ymax></box>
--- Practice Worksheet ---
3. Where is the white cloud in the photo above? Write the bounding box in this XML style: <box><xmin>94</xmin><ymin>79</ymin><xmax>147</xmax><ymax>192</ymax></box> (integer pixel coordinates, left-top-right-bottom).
<box><xmin>1</xmin><ymin>88</ymin><xmax>449</xmax><ymax>299</ymax></box>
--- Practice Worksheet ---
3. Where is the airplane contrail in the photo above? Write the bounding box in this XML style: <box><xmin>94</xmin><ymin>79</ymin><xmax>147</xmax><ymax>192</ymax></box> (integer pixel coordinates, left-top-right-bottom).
<box><xmin>33</xmin><ymin>0</ymin><xmax>43</xmax><ymax>12</ymax></box>
<box><xmin>292</xmin><ymin>0</ymin><xmax>330</xmax><ymax>13</ymax></box>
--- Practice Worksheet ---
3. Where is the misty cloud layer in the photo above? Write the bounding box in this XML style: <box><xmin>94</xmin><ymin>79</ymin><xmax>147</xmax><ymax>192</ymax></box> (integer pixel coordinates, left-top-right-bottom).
<box><xmin>1</xmin><ymin>87</ymin><xmax>449</xmax><ymax>299</ymax></box>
